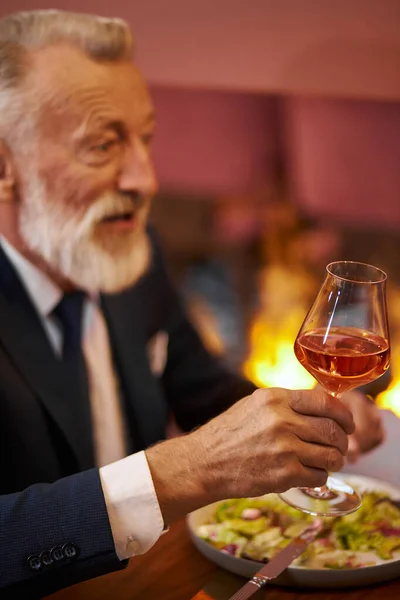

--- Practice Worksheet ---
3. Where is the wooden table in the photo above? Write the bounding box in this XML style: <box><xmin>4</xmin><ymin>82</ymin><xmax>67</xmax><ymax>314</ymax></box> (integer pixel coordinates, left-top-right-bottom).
<box><xmin>47</xmin><ymin>516</ymin><xmax>400</xmax><ymax>600</ymax></box>
<box><xmin>48</xmin><ymin>410</ymin><xmax>400</xmax><ymax>600</ymax></box>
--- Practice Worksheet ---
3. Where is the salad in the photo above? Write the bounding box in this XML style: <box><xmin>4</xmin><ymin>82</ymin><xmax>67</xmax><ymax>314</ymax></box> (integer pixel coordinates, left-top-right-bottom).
<box><xmin>196</xmin><ymin>491</ymin><xmax>400</xmax><ymax>569</ymax></box>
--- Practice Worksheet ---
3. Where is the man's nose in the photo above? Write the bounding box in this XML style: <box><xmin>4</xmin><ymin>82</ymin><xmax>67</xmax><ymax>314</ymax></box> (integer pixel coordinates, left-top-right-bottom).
<box><xmin>118</xmin><ymin>138</ymin><xmax>158</xmax><ymax>198</ymax></box>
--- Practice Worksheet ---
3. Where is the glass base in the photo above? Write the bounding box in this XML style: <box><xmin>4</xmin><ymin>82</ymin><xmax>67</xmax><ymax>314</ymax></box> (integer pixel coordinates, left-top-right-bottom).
<box><xmin>279</xmin><ymin>476</ymin><xmax>361</xmax><ymax>516</ymax></box>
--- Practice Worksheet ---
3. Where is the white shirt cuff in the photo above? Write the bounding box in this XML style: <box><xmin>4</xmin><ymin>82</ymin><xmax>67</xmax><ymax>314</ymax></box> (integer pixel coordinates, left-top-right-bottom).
<box><xmin>99</xmin><ymin>451</ymin><xmax>164</xmax><ymax>559</ymax></box>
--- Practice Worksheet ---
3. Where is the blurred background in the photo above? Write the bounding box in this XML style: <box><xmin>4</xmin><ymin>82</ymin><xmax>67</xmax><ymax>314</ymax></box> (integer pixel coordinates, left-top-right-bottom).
<box><xmin>2</xmin><ymin>0</ymin><xmax>400</xmax><ymax>414</ymax></box>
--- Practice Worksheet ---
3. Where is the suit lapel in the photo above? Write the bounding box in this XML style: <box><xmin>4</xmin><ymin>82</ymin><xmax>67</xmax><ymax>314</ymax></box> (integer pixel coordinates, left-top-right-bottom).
<box><xmin>0</xmin><ymin>247</ymin><xmax>95</xmax><ymax>470</ymax></box>
<box><xmin>101</xmin><ymin>288</ymin><xmax>168</xmax><ymax>452</ymax></box>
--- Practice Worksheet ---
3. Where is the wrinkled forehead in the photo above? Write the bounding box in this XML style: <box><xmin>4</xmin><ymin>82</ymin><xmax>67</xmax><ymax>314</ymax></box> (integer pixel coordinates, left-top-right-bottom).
<box><xmin>26</xmin><ymin>44</ymin><xmax>154</xmax><ymax>135</ymax></box>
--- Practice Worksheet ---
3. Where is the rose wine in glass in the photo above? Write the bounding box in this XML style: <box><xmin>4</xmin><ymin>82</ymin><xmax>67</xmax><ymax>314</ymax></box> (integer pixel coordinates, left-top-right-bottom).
<box><xmin>279</xmin><ymin>261</ymin><xmax>390</xmax><ymax>516</ymax></box>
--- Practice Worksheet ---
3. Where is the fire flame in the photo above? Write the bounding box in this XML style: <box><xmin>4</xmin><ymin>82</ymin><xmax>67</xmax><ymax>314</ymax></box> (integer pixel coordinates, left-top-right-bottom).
<box><xmin>377</xmin><ymin>380</ymin><xmax>400</xmax><ymax>416</ymax></box>
<box><xmin>243</xmin><ymin>311</ymin><xmax>315</xmax><ymax>390</ymax></box>
<box><xmin>375</xmin><ymin>285</ymin><xmax>400</xmax><ymax>417</ymax></box>
<box><xmin>243</xmin><ymin>264</ymin><xmax>316</xmax><ymax>390</ymax></box>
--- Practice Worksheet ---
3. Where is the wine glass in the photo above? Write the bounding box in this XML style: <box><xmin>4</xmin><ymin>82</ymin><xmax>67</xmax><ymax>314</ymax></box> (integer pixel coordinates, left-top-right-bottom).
<box><xmin>279</xmin><ymin>261</ymin><xmax>390</xmax><ymax>516</ymax></box>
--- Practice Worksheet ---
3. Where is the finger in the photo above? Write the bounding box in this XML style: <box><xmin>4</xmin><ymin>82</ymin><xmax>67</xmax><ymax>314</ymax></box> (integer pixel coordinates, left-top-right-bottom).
<box><xmin>291</xmin><ymin>389</ymin><xmax>355</xmax><ymax>435</ymax></box>
<box><xmin>359</xmin><ymin>413</ymin><xmax>385</xmax><ymax>451</ymax></box>
<box><xmin>346</xmin><ymin>435</ymin><xmax>359</xmax><ymax>464</ymax></box>
<box><xmin>371</xmin><ymin>421</ymin><xmax>385</xmax><ymax>448</ymax></box>
<box><xmin>297</xmin><ymin>440</ymin><xmax>345</xmax><ymax>472</ymax></box>
<box><xmin>357</xmin><ymin>420</ymin><xmax>385</xmax><ymax>454</ymax></box>
<box><xmin>293</xmin><ymin>465</ymin><xmax>329</xmax><ymax>489</ymax></box>
<box><xmin>294</xmin><ymin>414</ymin><xmax>349</xmax><ymax>455</ymax></box>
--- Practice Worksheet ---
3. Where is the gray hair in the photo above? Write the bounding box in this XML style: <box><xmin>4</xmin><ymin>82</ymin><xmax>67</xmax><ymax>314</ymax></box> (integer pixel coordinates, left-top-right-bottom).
<box><xmin>0</xmin><ymin>10</ymin><xmax>134</xmax><ymax>143</ymax></box>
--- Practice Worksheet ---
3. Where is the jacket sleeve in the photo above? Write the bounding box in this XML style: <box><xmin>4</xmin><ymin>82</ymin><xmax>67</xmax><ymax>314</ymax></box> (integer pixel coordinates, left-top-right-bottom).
<box><xmin>147</xmin><ymin>228</ymin><xmax>257</xmax><ymax>432</ymax></box>
<box><xmin>0</xmin><ymin>468</ymin><xmax>126</xmax><ymax>599</ymax></box>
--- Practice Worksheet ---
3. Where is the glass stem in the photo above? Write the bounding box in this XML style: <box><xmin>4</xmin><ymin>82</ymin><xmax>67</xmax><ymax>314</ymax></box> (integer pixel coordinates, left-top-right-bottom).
<box><xmin>301</xmin><ymin>389</ymin><xmax>343</xmax><ymax>499</ymax></box>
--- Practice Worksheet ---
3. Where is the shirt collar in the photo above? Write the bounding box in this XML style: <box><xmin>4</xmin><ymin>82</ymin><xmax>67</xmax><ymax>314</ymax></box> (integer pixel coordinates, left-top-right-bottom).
<box><xmin>0</xmin><ymin>236</ymin><xmax>62</xmax><ymax>318</ymax></box>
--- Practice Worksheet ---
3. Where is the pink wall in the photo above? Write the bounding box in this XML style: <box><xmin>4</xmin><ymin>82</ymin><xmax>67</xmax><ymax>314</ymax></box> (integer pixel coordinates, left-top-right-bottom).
<box><xmin>150</xmin><ymin>88</ymin><xmax>278</xmax><ymax>196</ymax></box>
<box><xmin>1</xmin><ymin>0</ymin><xmax>400</xmax><ymax>100</ymax></box>
<box><xmin>283</xmin><ymin>98</ymin><xmax>400</xmax><ymax>230</ymax></box>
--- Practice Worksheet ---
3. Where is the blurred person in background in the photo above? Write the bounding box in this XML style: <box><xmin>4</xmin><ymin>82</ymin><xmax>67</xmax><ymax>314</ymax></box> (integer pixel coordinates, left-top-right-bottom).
<box><xmin>0</xmin><ymin>10</ymin><xmax>384</xmax><ymax>598</ymax></box>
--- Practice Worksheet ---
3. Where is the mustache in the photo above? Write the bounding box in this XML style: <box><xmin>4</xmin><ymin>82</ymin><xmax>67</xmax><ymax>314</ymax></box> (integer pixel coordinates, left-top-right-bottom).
<box><xmin>88</xmin><ymin>191</ymin><xmax>146</xmax><ymax>223</ymax></box>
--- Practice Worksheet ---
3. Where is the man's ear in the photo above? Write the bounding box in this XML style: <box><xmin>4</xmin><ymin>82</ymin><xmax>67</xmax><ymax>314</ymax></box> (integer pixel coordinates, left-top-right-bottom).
<box><xmin>0</xmin><ymin>139</ymin><xmax>17</xmax><ymax>204</ymax></box>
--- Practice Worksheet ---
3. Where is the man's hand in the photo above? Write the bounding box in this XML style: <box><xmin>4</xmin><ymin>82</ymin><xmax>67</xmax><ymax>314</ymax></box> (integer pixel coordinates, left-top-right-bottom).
<box><xmin>146</xmin><ymin>387</ymin><xmax>354</xmax><ymax>524</ymax></box>
<box><xmin>341</xmin><ymin>390</ymin><xmax>385</xmax><ymax>463</ymax></box>
<box><xmin>194</xmin><ymin>387</ymin><xmax>354</xmax><ymax>500</ymax></box>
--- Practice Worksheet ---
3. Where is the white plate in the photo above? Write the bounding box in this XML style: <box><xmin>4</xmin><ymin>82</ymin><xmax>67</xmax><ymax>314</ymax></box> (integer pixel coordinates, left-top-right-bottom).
<box><xmin>187</xmin><ymin>474</ymin><xmax>400</xmax><ymax>589</ymax></box>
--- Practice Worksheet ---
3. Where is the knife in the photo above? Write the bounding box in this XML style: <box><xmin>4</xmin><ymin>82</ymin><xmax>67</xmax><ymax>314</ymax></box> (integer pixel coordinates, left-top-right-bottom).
<box><xmin>191</xmin><ymin>521</ymin><xmax>323</xmax><ymax>600</ymax></box>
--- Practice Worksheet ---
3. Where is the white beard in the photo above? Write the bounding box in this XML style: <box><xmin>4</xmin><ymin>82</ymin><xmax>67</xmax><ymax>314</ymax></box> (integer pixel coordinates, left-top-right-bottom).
<box><xmin>18</xmin><ymin>173</ymin><xmax>151</xmax><ymax>294</ymax></box>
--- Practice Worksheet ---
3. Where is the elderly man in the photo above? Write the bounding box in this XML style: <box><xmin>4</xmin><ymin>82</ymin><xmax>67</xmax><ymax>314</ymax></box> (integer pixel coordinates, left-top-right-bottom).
<box><xmin>0</xmin><ymin>10</ymin><xmax>384</xmax><ymax>599</ymax></box>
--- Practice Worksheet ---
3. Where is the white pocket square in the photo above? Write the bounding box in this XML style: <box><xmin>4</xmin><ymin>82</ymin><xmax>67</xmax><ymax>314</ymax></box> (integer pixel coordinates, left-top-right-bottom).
<box><xmin>147</xmin><ymin>331</ymin><xmax>169</xmax><ymax>376</ymax></box>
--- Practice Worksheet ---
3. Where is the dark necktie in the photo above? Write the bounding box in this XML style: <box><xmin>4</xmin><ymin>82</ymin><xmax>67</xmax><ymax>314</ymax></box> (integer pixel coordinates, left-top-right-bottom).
<box><xmin>52</xmin><ymin>291</ymin><xmax>95</xmax><ymax>469</ymax></box>
<box><xmin>53</xmin><ymin>291</ymin><xmax>86</xmax><ymax>360</ymax></box>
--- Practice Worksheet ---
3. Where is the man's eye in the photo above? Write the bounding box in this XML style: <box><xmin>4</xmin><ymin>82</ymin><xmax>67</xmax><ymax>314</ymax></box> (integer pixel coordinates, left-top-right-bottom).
<box><xmin>94</xmin><ymin>140</ymin><xmax>117</xmax><ymax>152</ymax></box>
<box><xmin>141</xmin><ymin>133</ymin><xmax>154</xmax><ymax>146</ymax></box>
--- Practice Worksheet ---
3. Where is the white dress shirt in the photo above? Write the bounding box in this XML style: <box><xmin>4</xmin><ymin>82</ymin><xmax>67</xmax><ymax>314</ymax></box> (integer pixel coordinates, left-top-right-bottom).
<box><xmin>0</xmin><ymin>237</ymin><xmax>164</xmax><ymax>559</ymax></box>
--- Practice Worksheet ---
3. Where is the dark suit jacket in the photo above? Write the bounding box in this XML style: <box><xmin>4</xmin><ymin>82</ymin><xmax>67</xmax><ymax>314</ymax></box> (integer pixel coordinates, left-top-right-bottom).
<box><xmin>0</xmin><ymin>229</ymin><xmax>256</xmax><ymax>598</ymax></box>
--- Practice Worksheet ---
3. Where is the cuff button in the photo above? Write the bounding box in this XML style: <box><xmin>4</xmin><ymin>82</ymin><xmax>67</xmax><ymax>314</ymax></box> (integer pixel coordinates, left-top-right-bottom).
<box><xmin>62</xmin><ymin>543</ymin><xmax>79</xmax><ymax>560</ymax></box>
<box><xmin>50</xmin><ymin>546</ymin><xmax>64</xmax><ymax>562</ymax></box>
<box><xmin>40</xmin><ymin>551</ymin><xmax>54</xmax><ymax>567</ymax></box>
<box><xmin>27</xmin><ymin>554</ymin><xmax>42</xmax><ymax>571</ymax></box>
